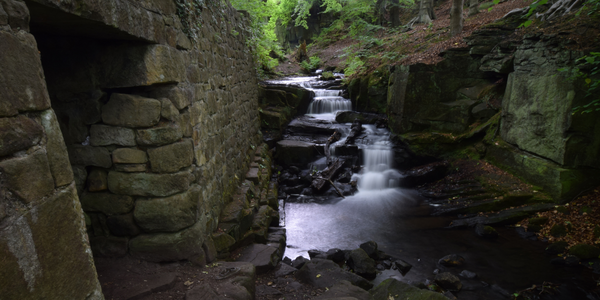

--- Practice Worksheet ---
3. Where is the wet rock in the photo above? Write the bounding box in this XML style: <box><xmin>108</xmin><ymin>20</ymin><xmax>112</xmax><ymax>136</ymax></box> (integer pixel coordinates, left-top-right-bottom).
<box><xmin>459</xmin><ymin>270</ymin><xmax>477</xmax><ymax>279</ymax></box>
<box><xmin>335</xmin><ymin>111</ymin><xmax>386</xmax><ymax>124</ymax></box>
<box><xmin>313</xmin><ymin>280</ymin><xmax>374</xmax><ymax>300</ymax></box>
<box><xmin>371</xmin><ymin>278</ymin><xmax>448</xmax><ymax>300</ymax></box>
<box><xmin>392</xmin><ymin>259</ymin><xmax>413</xmax><ymax>276</ymax></box>
<box><xmin>545</xmin><ymin>241</ymin><xmax>569</xmax><ymax>254</ymax></box>
<box><xmin>568</xmin><ymin>244</ymin><xmax>600</xmax><ymax>260</ymax></box>
<box><xmin>435</xmin><ymin>272</ymin><xmax>462</xmax><ymax>292</ymax></box>
<box><xmin>295</xmin><ymin>258</ymin><xmax>373</xmax><ymax>290</ymax></box>
<box><xmin>400</xmin><ymin>161</ymin><xmax>449</xmax><ymax>188</ymax></box>
<box><xmin>308</xmin><ymin>249</ymin><xmax>327</xmax><ymax>259</ymax></box>
<box><xmin>291</xmin><ymin>256</ymin><xmax>309</xmax><ymax>269</ymax></box>
<box><xmin>359</xmin><ymin>241</ymin><xmax>378</xmax><ymax>258</ymax></box>
<box><xmin>447</xmin><ymin>203</ymin><xmax>556</xmax><ymax>228</ymax></box>
<box><xmin>346</xmin><ymin>248</ymin><xmax>377</xmax><ymax>280</ymax></box>
<box><xmin>515</xmin><ymin>227</ymin><xmax>537</xmax><ymax>241</ymax></box>
<box><xmin>236</xmin><ymin>244</ymin><xmax>281</xmax><ymax>274</ymax></box>
<box><xmin>276</xmin><ymin>140</ymin><xmax>316</xmax><ymax>166</ymax></box>
<box><xmin>326</xmin><ymin>248</ymin><xmax>346</xmax><ymax>263</ymax></box>
<box><xmin>475</xmin><ymin>223</ymin><xmax>498</xmax><ymax>238</ymax></box>
<box><xmin>438</xmin><ymin>254</ymin><xmax>466</xmax><ymax>267</ymax></box>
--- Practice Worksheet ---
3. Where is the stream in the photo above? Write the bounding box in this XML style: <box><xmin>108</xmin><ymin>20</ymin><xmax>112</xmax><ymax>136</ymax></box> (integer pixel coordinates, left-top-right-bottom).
<box><xmin>266</xmin><ymin>75</ymin><xmax>599</xmax><ymax>300</ymax></box>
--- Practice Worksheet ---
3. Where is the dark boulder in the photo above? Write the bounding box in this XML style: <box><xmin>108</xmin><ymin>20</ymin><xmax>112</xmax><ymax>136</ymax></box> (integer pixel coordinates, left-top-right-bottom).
<box><xmin>400</xmin><ymin>161</ymin><xmax>449</xmax><ymax>188</ymax></box>
<box><xmin>475</xmin><ymin>223</ymin><xmax>498</xmax><ymax>238</ymax></box>
<box><xmin>438</xmin><ymin>254</ymin><xmax>466</xmax><ymax>267</ymax></box>
<box><xmin>434</xmin><ymin>272</ymin><xmax>462</xmax><ymax>292</ymax></box>
<box><xmin>295</xmin><ymin>259</ymin><xmax>373</xmax><ymax>290</ymax></box>
<box><xmin>346</xmin><ymin>248</ymin><xmax>378</xmax><ymax>280</ymax></box>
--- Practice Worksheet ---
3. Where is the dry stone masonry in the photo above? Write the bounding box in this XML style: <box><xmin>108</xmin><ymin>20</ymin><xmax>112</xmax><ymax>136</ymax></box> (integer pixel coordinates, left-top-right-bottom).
<box><xmin>1</xmin><ymin>0</ymin><xmax>261</xmax><ymax>298</ymax></box>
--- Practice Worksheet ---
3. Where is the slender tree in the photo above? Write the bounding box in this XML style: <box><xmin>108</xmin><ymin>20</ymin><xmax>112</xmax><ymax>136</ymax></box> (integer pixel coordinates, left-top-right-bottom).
<box><xmin>418</xmin><ymin>0</ymin><xmax>433</xmax><ymax>23</ymax></box>
<box><xmin>390</xmin><ymin>0</ymin><xmax>401</xmax><ymax>27</ymax></box>
<box><xmin>450</xmin><ymin>0</ymin><xmax>464</xmax><ymax>36</ymax></box>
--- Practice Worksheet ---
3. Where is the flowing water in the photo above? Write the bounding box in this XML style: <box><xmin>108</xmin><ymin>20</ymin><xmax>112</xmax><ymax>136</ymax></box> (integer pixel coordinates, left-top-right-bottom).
<box><xmin>269</xmin><ymin>75</ymin><xmax>599</xmax><ymax>299</ymax></box>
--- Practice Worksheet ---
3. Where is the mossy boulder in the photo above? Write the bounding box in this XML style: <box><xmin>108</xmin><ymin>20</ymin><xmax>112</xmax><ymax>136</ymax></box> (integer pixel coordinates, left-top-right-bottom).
<box><xmin>546</xmin><ymin>241</ymin><xmax>569</xmax><ymax>254</ymax></box>
<box><xmin>549</xmin><ymin>224</ymin><xmax>568</xmax><ymax>237</ymax></box>
<box><xmin>568</xmin><ymin>244</ymin><xmax>600</xmax><ymax>260</ymax></box>
<box><xmin>528</xmin><ymin>217</ymin><xmax>549</xmax><ymax>225</ymax></box>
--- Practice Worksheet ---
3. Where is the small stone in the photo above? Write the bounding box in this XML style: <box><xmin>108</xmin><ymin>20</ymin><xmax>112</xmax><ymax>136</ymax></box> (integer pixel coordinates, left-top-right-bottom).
<box><xmin>359</xmin><ymin>241</ymin><xmax>378</xmax><ymax>258</ymax></box>
<box><xmin>438</xmin><ymin>254</ymin><xmax>466</xmax><ymax>267</ymax></box>
<box><xmin>86</xmin><ymin>168</ymin><xmax>108</xmax><ymax>192</ymax></box>
<box><xmin>475</xmin><ymin>223</ymin><xmax>498</xmax><ymax>238</ymax></box>
<box><xmin>459</xmin><ymin>270</ymin><xmax>478</xmax><ymax>279</ymax></box>
<box><xmin>393</xmin><ymin>259</ymin><xmax>412</xmax><ymax>276</ymax></box>
<box><xmin>291</xmin><ymin>256</ymin><xmax>309</xmax><ymax>269</ymax></box>
<box><xmin>326</xmin><ymin>248</ymin><xmax>345</xmax><ymax>263</ymax></box>
<box><xmin>434</xmin><ymin>272</ymin><xmax>462</xmax><ymax>292</ymax></box>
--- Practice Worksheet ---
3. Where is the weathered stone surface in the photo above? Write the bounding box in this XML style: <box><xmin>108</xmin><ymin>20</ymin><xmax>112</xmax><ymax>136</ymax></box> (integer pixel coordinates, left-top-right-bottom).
<box><xmin>0</xmin><ymin>31</ymin><xmax>50</xmax><ymax>117</ymax></box>
<box><xmin>202</xmin><ymin>237</ymin><xmax>218</xmax><ymax>264</ymax></box>
<box><xmin>90</xmin><ymin>124</ymin><xmax>136</xmax><ymax>146</ymax></box>
<box><xmin>106</xmin><ymin>213</ymin><xmax>141</xmax><ymax>237</ymax></box>
<box><xmin>72</xmin><ymin>165</ymin><xmax>87</xmax><ymax>195</ymax></box>
<box><xmin>134</xmin><ymin>189</ymin><xmax>199</xmax><ymax>233</ymax></box>
<box><xmin>346</xmin><ymin>248</ymin><xmax>377</xmax><ymax>280</ymax></box>
<box><xmin>0</xmin><ymin>114</ymin><xmax>43</xmax><ymax>157</ymax></box>
<box><xmin>236</xmin><ymin>243</ymin><xmax>281</xmax><ymax>274</ymax></box>
<box><xmin>114</xmin><ymin>164</ymin><xmax>148</xmax><ymax>173</ymax></box>
<box><xmin>0</xmin><ymin>185</ymin><xmax>103</xmax><ymax>300</ymax></box>
<box><xmin>40</xmin><ymin>110</ymin><xmax>74</xmax><ymax>187</ymax></box>
<box><xmin>296</xmin><ymin>259</ymin><xmax>373</xmax><ymax>290</ymax></box>
<box><xmin>1</xmin><ymin>0</ymin><xmax>29</xmax><ymax>30</ymax></box>
<box><xmin>275</xmin><ymin>140</ymin><xmax>316</xmax><ymax>166</ymax></box>
<box><xmin>80</xmin><ymin>192</ymin><xmax>134</xmax><ymax>215</ymax></box>
<box><xmin>568</xmin><ymin>244</ymin><xmax>600</xmax><ymax>260</ymax></box>
<box><xmin>112</xmin><ymin>148</ymin><xmax>148</xmax><ymax>164</ymax></box>
<box><xmin>102</xmin><ymin>93</ymin><xmax>161</xmax><ymax>128</ymax></box>
<box><xmin>136</xmin><ymin>122</ymin><xmax>183</xmax><ymax>146</ymax></box>
<box><xmin>370</xmin><ymin>278</ymin><xmax>448</xmax><ymax>300</ymax></box>
<box><xmin>0</xmin><ymin>150</ymin><xmax>55</xmax><ymax>204</ymax></box>
<box><xmin>103</xmin><ymin>45</ymin><xmax>185</xmax><ymax>88</ymax></box>
<box><xmin>118</xmin><ymin>273</ymin><xmax>177</xmax><ymax>300</ymax></box>
<box><xmin>68</xmin><ymin>145</ymin><xmax>112</xmax><ymax>168</ymax></box>
<box><xmin>159</xmin><ymin>97</ymin><xmax>179</xmax><ymax>121</ymax></box>
<box><xmin>212</xmin><ymin>232</ymin><xmax>236</xmax><ymax>253</ymax></box>
<box><xmin>108</xmin><ymin>170</ymin><xmax>191</xmax><ymax>197</ymax></box>
<box><xmin>86</xmin><ymin>168</ymin><xmax>108</xmax><ymax>192</ymax></box>
<box><xmin>438</xmin><ymin>254</ymin><xmax>466</xmax><ymax>267</ymax></box>
<box><xmin>335</xmin><ymin>111</ymin><xmax>386</xmax><ymax>124</ymax></box>
<box><xmin>130</xmin><ymin>221</ymin><xmax>205</xmax><ymax>262</ymax></box>
<box><xmin>148</xmin><ymin>139</ymin><xmax>194</xmax><ymax>173</ymax></box>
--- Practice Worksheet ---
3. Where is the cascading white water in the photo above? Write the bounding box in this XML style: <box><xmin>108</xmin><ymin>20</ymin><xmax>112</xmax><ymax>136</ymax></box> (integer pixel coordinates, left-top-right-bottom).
<box><xmin>303</xmin><ymin>82</ymin><xmax>351</xmax><ymax>119</ymax></box>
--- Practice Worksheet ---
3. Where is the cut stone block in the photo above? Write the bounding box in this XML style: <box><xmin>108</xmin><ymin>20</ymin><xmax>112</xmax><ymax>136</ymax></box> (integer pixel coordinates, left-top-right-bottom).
<box><xmin>129</xmin><ymin>221</ymin><xmax>204</xmax><ymax>262</ymax></box>
<box><xmin>0</xmin><ymin>150</ymin><xmax>55</xmax><ymax>204</ymax></box>
<box><xmin>134</xmin><ymin>189</ymin><xmax>199</xmax><ymax>233</ymax></box>
<box><xmin>108</xmin><ymin>170</ymin><xmax>191</xmax><ymax>197</ymax></box>
<box><xmin>112</xmin><ymin>148</ymin><xmax>148</xmax><ymax>164</ymax></box>
<box><xmin>80</xmin><ymin>192</ymin><xmax>134</xmax><ymax>215</ymax></box>
<box><xmin>136</xmin><ymin>122</ymin><xmax>183</xmax><ymax>146</ymax></box>
<box><xmin>89</xmin><ymin>124</ymin><xmax>136</xmax><ymax>146</ymax></box>
<box><xmin>0</xmin><ymin>114</ymin><xmax>43</xmax><ymax>157</ymax></box>
<box><xmin>147</xmin><ymin>139</ymin><xmax>193</xmax><ymax>173</ymax></box>
<box><xmin>68</xmin><ymin>145</ymin><xmax>112</xmax><ymax>168</ymax></box>
<box><xmin>102</xmin><ymin>93</ymin><xmax>161</xmax><ymax>128</ymax></box>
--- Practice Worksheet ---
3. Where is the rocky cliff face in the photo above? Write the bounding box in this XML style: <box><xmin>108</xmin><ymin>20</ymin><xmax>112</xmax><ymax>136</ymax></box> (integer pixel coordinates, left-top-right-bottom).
<box><xmin>385</xmin><ymin>16</ymin><xmax>600</xmax><ymax>201</ymax></box>
<box><xmin>0</xmin><ymin>0</ymin><xmax>261</xmax><ymax>298</ymax></box>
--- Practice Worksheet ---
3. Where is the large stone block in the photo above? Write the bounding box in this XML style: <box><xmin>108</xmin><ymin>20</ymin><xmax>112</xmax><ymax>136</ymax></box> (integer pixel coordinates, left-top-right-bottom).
<box><xmin>68</xmin><ymin>145</ymin><xmax>112</xmax><ymax>168</ymax></box>
<box><xmin>129</xmin><ymin>220</ymin><xmax>205</xmax><ymax>262</ymax></box>
<box><xmin>0</xmin><ymin>114</ymin><xmax>43</xmax><ymax>157</ymax></box>
<box><xmin>90</xmin><ymin>124</ymin><xmax>136</xmax><ymax>146</ymax></box>
<box><xmin>102</xmin><ymin>93</ymin><xmax>161</xmax><ymax>128</ymax></box>
<box><xmin>159</xmin><ymin>97</ymin><xmax>179</xmax><ymax>121</ymax></box>
<box><xmin>0</xmin><ymin>31</ymin><xmax>50</xmax><ymax>117</ymax></box>
<box><xmin>1</xmin><ymin>0</ymin><xmax>29</xmax><ymax>30</ymax></box>
<box><xmin>136</xmin><ymin>122</ymin><xmax>183</xmax><ymax>146</ymax></box>
<box><xmin>102</xmin><ymin>45</ymin><xmax>185</xmax><ymax>88</ymax></box>
<box><xmin>147</xmin><ymin>139</ymin><xmax>194</xmax><ymax>173</ymax></box>
<box><xmin>0</xmin><ymin>150</ymin><xmax>55</xmax><ymax>204</ymax></box>
<box><xmin>134</xmin><ymin>188</ymin><xmax>199</xmax><ymax>233</ymax></box>
<box><xmin>40</xmin><ymin>110</ymin><xmax>74</xmax><ymax>187</ymax></box>
<box><xmin>112</xmin><ymin>148</ymin><xmax>148</xmax><ymax>164</ymax></box>
<box><xmin>0</xmin><ymin>185</ymin><xmax>103</xmax><ymax>300</ymax></box>
<box><xmin>80</xmin><ymin>192</ymin><xmax>134</xmax><ymax>215</ymax></box>
<box><xmin>107</xmin><ymin>170</ymin><xmax>191</xmax><ymax>197</ymax></box>
<box><xmin>275</xmin><ymin>140</ymin><xmax>316</xmax><ymax>166</ymax></box>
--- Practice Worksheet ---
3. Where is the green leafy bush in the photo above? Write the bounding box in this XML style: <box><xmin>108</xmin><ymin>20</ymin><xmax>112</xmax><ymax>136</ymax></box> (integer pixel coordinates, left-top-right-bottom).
<box><xmin>559</xmin><ymin>52</ymin><xmax>600</xmax><ymax>114</ymax></box>
<box><xmin>300</xmin><ymin>56</ymin><xmax>322</xmax><ymax>72</ymax></box>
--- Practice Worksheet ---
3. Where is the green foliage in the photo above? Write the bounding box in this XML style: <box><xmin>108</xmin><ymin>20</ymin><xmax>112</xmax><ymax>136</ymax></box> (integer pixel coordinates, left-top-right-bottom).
<box><xmin>487</xmin><ymin>0</ymin><xmax>502</xmax><ymax>12</ymax></box>
<box><xmin>344</xmin><ymin>56</ymin><xmax>365</xmax><ymax>76</ymax></box>
<box><xmin>300</xmin><ymin>56</ymin><xmax>322</xmax><ymax>72</ymax></box>
<box><xmin>518</xmin><ymin>0</ymin><xmax>549</xmax><ymax>28</ymax></box>
<box><xmin>559</xmin><ymin>52</ymin><xmax>600</xmax><ymax>114</ymax></box>
<box><xmin>577</xmin><ymin>0</ymin><xmax>600</xmax><ymax>15</ymax></box>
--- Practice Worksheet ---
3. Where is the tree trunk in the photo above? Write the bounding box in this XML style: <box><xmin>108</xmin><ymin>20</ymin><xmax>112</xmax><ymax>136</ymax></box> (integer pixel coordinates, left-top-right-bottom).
<box><xmin>390</xmin><ymin>0</ymin><xmax>401</xmax><ymax>27</ymax></box>
<box><xmin>469</xmin><ymin>0</ymin><xmax>479</xmax><ymax>16</ymax></box>
<box><xmin>418</xmin><ymin>0</ymin><xmax>432</xmax><ymax>23</ymax></box>
<box><xmin>375</xmin><ymin>0</ymin><xmax>386</xmax><ymax>25</ymax></box>
<box><xmin>430</xmin><ymin>0</ymin><xmax>437</xmax><ymax>19</ymax></box>
<box><xmin>450</xmin><ymin>0</ymin><xmax>464</xmax><ymax>37</ymax></box>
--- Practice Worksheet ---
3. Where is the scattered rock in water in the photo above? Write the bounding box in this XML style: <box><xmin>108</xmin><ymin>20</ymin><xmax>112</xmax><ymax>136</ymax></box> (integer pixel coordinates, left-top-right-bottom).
<box><xmin>346</xmin><ymin>248</ymin><xmax>378</xmax><ymax>280</ymax></box>
<box><xmin>434</xmin><ymin>272</ymin><xmax>462</xmax><ymax>292</ymax></box>
<box><xmin>475</xmin><ymin>223</ymin><xmax>499</xmax><ymax>238</ymax></box>
<box><xmin>545</xmin><ymin>241</ymin><xmax>569</xmax><ymax>254</ymax></box>
<box><xmin>291</xmin><ymin>256</ymin><xmax>309</xmax><ymax>269</ymax></box>
<box><xmin>326</xmin><ymin>248</ymin><xmax>346</xmax><ymax>263</ymax></box>
<box><xmin>308</xmin><ymin>249</ymin><xmax>327</xmax><ymax>259</ymax></box>
<box><xmin>438</xmin><ymin>254</ymin><xmax>466</xmax><ymax>267</ymax></box>
<box><xmin>568</xmin><ymin>244</ymin><xmax>600</xmax><ymax>260</ymax></box>
<box><xmin>515</xmin><ymin>227</ymin><xmax>537</xmax><ymax>241</ymax></box>
<box><xmin>392</xmin><ymin>259</ymin><xmax>413</xmax><ymax>276</ymax></box>
<box><xmin>295</xmin><ymin>258</ymin><xmax>373</xmax><ymax>290</ymax></box>
<box><xmin>459</xmin><ymin>270</ymin><xmax>478</xmax><ymax>279</ymax></box>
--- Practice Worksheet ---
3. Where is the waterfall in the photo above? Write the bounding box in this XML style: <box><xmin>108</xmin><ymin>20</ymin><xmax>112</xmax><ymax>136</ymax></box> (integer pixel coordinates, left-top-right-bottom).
<box><xmin>353</xmin><ymin>125</ymin><xmax>402</xmax><ymax>192</ymax></box>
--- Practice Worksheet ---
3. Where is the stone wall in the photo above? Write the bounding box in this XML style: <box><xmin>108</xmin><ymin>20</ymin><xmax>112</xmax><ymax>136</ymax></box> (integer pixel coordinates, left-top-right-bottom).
<box><xmin>1</xmin><ymin>0</ymin><xmax>261</xmax><ymax>298</ymax></box>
